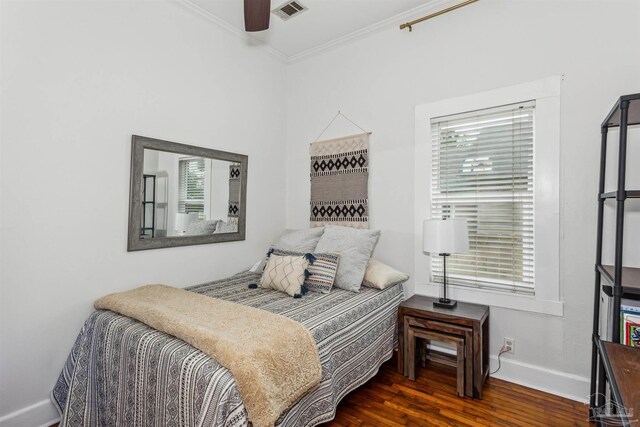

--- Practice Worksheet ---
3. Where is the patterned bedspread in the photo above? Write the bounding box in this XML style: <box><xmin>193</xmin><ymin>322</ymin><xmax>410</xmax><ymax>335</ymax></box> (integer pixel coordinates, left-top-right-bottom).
<box><xmin>52</xmin><ymin>271</ymin><xmax>404</xmax><ymax>427</ymax></box>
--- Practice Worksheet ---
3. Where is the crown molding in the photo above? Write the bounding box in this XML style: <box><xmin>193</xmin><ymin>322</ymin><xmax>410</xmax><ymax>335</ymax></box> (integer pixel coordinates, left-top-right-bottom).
<box><xmin>173</xmin><ymin>0</ymin><xmax>471</xmax><ymax>64</ymax></box>
<box><xmin>173</xmin><ymin>0</ymin><xmax>289</xmax><ymax>63</ymax></box>
<box><xmin>287</xmin><ymin>0</ymin><xmax>465</xmax><ymax>63</ymax></box>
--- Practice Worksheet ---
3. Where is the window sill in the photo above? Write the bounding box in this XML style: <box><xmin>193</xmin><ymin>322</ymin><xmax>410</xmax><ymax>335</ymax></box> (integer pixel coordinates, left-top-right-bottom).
<box><xmin>415</xmin><ymin>282</ymin><xmax>564</xmax><ymax>317</ymax></box>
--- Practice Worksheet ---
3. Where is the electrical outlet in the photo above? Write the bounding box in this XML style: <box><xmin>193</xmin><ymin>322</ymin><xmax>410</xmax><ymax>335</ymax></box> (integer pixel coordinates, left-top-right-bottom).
<box><xmin>504</xmin><ymin>337</ymin><xmax>515</xmax><ymax>354</ymax></box>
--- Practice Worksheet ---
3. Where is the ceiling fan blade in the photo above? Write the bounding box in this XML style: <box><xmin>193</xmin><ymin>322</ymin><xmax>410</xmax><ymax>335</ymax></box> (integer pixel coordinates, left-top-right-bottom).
<box><xmin>244</xmin><ymin>0</ymin><xmax>271</xmax><ymax>32</ymax></box>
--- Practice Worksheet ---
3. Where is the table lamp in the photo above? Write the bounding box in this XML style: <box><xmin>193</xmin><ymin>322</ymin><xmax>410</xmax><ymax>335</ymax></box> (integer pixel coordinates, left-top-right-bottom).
<box><xmin>423</xmin><ymin>218</ymin><xmax>469</xmax><ymax>309</ymax></box>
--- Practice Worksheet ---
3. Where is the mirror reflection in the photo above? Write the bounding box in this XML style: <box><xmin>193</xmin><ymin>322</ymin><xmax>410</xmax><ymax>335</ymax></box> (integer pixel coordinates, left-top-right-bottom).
<box><xmin>128</xmin><ymin>135</ymin><xmax>247</xmax><ymax>251</ymax></box>
<box><xmin>141</xmin><ymin>149</ymin><xmax>241</xmax><ymax>238</ymax></box>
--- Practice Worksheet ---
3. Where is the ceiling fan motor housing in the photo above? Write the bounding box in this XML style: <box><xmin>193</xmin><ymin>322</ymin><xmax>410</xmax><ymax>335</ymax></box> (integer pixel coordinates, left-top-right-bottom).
<box><xmin>244</xmin><ymin>0</ymin><xmax>271</xmax><ymax>32</ymax></box>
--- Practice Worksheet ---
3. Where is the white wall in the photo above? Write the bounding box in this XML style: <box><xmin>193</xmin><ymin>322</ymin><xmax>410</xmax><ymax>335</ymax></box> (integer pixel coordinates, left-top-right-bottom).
<box><xmin>158</xmin><ymin>150</ymin><xmax>179</xmax><ymax>233</ymax></box>
<box><xmin>210</xmin><ymin>159</ymin><xmax>231</xmax><ymax>221</ymax></box>
<box><xmin>285</xmin><ymin>0</ymin><xmax>640</xmax><ymax>401</ymax></box>
<box><xmin>0</xmin><ymin>1</ymin><xmax>286</xmax><ymax>425</ymax></box>
<box><xmin>602</xmin><ymin>128</ymin><xmax>640</xmax><ymax>266</ymax></box>
<box><xmin>2</xmin><ymin>1</ymin><xmax>640</xmax><ymax>425</ymax></box>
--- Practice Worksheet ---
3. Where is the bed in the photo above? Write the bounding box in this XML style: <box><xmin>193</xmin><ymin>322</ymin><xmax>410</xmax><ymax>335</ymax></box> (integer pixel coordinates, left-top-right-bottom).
<box><xmin>52</xmin><ymin>270</ymin><xmax>404</xmax><ymax>427</ymax></box>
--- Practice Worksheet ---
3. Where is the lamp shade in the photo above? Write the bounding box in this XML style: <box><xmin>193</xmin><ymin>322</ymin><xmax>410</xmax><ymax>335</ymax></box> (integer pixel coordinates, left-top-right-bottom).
<box><xmin>423</xmin><ymin>219</ymin><xmax>469</xmax><ymax>254</ymax></box>
<box><xmin>175</xmin><ymin>212</ymin><xmax>198</xmax><ymax>232</ymax></box>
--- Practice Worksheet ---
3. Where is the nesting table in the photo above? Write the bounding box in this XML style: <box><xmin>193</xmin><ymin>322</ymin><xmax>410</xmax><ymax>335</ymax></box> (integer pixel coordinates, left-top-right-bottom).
<box><xmin>397</xmin><ymin>295</ymin><xmax>490</xmax><ymax>398</ymax></box>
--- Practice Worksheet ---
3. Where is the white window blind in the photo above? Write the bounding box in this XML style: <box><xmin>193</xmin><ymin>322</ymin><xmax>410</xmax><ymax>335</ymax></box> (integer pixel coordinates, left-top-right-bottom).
<box><xmin>430</xmin><ymin>101</ymin><xmax>535</xmax><ymax>294</ymax></box>
<box><xmin>178</xmin><ymin>157</ymin><xmax>205</xmax><ymax>219</ymax></box>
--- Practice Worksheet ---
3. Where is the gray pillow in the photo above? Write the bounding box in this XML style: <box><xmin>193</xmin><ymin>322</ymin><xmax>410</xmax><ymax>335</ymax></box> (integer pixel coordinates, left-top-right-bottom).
<box><xmin>314</xmin><ymin>225</ymin><xmax>380</xmax><ymax>292</ymax></box>
<box><xmin>214</xmin><ymin>221</ymin><xmax>238</xmax><ymax>234</ymax></box>
<box><xmin>185</xmin><ymin>220</ymin><xmax>218</xmax><ymax>236</ymax></box>
<box><xmin>274</xmin><ymin>227</ymin><xmax>324</xmax><ymax>252</ymax></box>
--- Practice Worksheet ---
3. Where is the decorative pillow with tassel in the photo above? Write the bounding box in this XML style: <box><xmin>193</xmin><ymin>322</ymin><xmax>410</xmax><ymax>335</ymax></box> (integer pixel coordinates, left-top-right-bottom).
<box><xmin>259</xmin><ymin>254</ymin><xmax>310</xmax><ymax>298</ymax></box>
<box><xmin>270</xmin><ymin>248</ymin><xmax>339</xmax><ymax>294</ymax></box>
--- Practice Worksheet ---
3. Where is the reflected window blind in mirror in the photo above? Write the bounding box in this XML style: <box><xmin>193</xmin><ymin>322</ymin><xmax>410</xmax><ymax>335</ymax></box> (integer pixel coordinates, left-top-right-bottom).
<box><xmin>430</xmin><ymin>101</ymin><xmax>535</xmax><ymax>294</ymax></box>
<box><xmin>178</xmin><ymin>157</ymin><xmax>205</xmax><ymax>219</ymax></box>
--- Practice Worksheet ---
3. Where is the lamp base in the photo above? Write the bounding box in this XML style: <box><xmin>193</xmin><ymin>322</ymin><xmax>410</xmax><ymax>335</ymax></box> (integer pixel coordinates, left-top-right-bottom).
<box><xmin>433</xmin><ymin>298</ymin><xmax>457</xmax><ymax>309</ymax></box>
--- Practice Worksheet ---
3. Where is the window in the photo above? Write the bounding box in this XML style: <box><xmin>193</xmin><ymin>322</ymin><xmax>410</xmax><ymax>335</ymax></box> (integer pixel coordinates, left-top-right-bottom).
<box><xmin>431</xmin><ymin>102</ymin><xmax>535</xmax><ymax>295</ymax></box>
<box><xmin>178</xmin><ymin>157</ymin><xmax>205</xmax><ymax>219</ymax></box>
<box><xmin>413</xmin><ymin>77</ymin><xmax>562</xmax><ymax>316</ymax></box>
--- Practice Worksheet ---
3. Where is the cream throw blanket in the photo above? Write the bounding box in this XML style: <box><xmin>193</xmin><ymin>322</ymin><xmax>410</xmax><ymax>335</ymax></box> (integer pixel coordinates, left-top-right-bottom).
<box><xmin>95</xmin><ymin>285</ymin><xmax>322</xmax><ymax>427</ymax></box>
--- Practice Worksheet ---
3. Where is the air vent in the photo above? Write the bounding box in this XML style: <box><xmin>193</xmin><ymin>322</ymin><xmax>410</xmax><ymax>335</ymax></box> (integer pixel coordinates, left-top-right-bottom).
<box><xmin>272</xmin><ymin>1</ymin><xmax>308</xmax><ymax>21</ymax></box>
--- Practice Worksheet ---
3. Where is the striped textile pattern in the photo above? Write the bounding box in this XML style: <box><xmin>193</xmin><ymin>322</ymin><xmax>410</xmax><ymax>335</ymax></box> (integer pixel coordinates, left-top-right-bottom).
<box><xmin>270</xmin><ymin>248</ymin><xmax>339</xmax><ymax>294</ymax></box>
<box><xmin>310</xmin><ymin>133</ymin><xmax>369</xmax><ymax>229</ymax></box>
<box><xmin>52</xmin><ymin>271</ymin><xmax>404</xmax><ymax>427</ymax></box>
<box><xmin>228</xmin><ymin>163</ymin><xmax>241</xmax><ymax>225</ymax></box>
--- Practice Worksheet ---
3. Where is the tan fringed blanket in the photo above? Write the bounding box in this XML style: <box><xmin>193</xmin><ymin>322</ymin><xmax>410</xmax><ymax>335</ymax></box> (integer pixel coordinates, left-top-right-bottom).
<box><xmin>95</xmin><ymin>285</ymin><xmax>322</xmax><ymax>427</ymax></box>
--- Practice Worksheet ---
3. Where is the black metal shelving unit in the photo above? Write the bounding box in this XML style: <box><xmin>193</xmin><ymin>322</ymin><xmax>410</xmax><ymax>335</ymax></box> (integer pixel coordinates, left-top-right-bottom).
<box><xmin>590</xmin><ymin>93</ymin><xmax>640</xmax><ymax>427</ymax></box>
<box><xmin>141</xmin><ymin>174</ymin><xmax>156</xmax><ymax>238</ymax></box>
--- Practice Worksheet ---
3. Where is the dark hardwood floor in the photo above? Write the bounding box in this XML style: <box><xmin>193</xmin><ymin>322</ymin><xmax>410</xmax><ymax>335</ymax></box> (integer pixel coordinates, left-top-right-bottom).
<box><xmin>322</xmin><ymin>357</ymin><xmax>590</xmax><ymax>427</ymax></box>
<box><xmin>51</xmin><ymin>357</ymin><xmax>591</xmax><ymax>427</ymax></box>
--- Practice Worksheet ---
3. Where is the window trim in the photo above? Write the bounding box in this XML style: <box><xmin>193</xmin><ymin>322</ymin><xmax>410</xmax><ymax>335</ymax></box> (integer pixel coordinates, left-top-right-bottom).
<box><xmin>413</xmin><ymin>77</ymin><xmax>563</xmax><ymax>316</ymax></box>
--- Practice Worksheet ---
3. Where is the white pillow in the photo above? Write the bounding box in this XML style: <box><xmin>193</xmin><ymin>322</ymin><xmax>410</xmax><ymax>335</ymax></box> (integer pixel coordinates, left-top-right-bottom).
<box><xmin>274</xmin><ymin>228</ymin><xmax>324</xmax><ymax>252</ymax></box>
<box><xmin>271</xmin><ymin>248</ymin><xmax>340</xmax><ymax>294</ymax></box>
<box><xmin>362</xmin><ymin>259</ymin><xmax>409</xmax><ymax>290</ymax></box>
<box><xmin>314</xmin><ymin>225</ymin><xmax>380</xmax><ymax>292</ymax></box>
<box><xmin>260</xmin><ymin>254</ymin><xmax>309</xmax><ymax>298</ymax></box>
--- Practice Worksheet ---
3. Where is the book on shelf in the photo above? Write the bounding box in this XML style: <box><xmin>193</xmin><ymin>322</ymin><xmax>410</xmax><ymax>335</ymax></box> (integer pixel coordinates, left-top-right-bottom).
<box><xmin>620</xmin><ymin>299</ymin><xmax>640</xmax><ymax>347</ymax></box>
<box><xmin>621</xmin><ymin>304</ymin><xmax>640</xmax><ymax>314</ymax></box>
<box><xmin>621</xmin><ymin>310</ymin><xmax>640</xmax><ymax>347</ymax></box>
<box><xmin>627</xmin><ymin>322</ymin><xmax>640</xmax><ymax>347</ymax></box>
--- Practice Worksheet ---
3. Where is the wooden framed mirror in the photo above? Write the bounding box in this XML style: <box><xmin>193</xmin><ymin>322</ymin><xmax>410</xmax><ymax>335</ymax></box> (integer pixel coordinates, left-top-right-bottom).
<box><xmin>127</xmin><ymin>135</ymin><xmax>247</xmax><ymax>251</ymax></box>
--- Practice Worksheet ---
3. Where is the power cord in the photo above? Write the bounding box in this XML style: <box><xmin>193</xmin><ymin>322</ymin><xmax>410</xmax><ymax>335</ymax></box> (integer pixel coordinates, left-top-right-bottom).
<box><xmin>490</xmin><ymin>345</ymin><xmax>510</xmax><ymax>375</ymax></box>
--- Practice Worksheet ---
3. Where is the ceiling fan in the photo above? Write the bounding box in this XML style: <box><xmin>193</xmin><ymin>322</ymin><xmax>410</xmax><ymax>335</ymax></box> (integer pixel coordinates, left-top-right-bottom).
<box><xmin>244</xmin><ymin>0</ymin><xmax>271</xmax><ymax>32</ymax></box>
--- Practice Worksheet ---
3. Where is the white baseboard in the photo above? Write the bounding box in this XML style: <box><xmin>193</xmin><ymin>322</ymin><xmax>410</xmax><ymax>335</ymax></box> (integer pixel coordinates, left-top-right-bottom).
<box><xmin>490</xmin><ymin>355</ymin><xmax>590</xmax><ymax>403</ymax></box>
<box><xmin>0</xmin><ymin>399</ymin><xmax>59</xmax><ymax>427</ymax></box>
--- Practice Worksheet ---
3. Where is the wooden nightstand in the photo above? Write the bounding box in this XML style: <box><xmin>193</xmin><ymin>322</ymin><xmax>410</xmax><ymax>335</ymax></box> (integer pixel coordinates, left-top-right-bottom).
<box><xmin>398</xmin><ymin>295</ymin><xmax>490</xmax><ymax>399</ymax></box>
